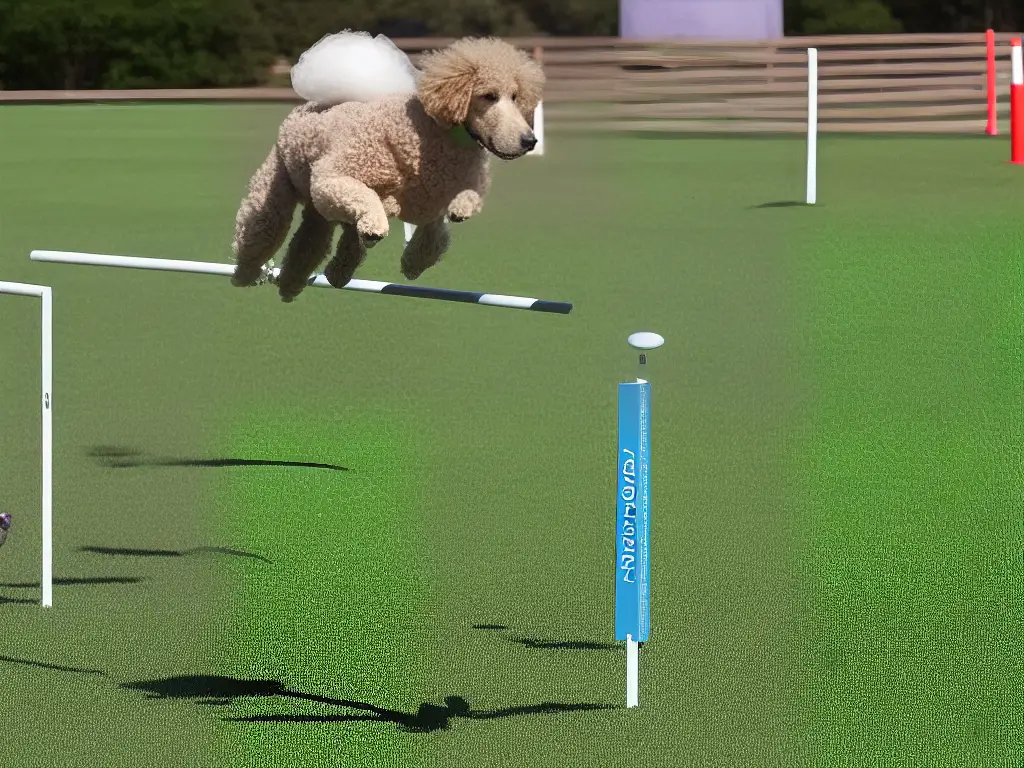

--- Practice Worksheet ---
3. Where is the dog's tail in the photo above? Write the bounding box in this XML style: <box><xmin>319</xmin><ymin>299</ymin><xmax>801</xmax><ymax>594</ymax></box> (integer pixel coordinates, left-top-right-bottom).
<box><xmin>289</xmin><ymin>30</ymin><xmax>421</xmax><ymax>106</ymax></box>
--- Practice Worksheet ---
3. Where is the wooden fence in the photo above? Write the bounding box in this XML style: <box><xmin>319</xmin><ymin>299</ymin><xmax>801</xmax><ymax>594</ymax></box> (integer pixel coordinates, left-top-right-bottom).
<box><xmin>3</xmin><ymin>33</ymin><xmax>1022</xmax><ymax>135</ymax></box>
<box><xmin>523</xmin><ymin>33</ymin><xmax>1024</xmax><ymax>134</ymax></box>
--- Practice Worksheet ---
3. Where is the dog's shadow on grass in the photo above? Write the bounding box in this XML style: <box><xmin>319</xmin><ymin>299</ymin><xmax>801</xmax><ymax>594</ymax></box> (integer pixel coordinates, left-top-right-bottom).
<box><xmin>87</xmin><ymin>446</ymin><xmax>348</xmax><ymax>473</ymax></box>
<box><xmin>121</xmin><ymin>675</ymin><xmax>614</xmax><ymax>733</ymax></box>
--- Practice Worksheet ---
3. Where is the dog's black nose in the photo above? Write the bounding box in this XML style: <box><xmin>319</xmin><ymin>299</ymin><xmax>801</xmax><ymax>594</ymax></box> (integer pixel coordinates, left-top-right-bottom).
<box><xmin>520</xmin><ymin>132</ymin><xmax>537</xmax><ymax>151</ymax></box>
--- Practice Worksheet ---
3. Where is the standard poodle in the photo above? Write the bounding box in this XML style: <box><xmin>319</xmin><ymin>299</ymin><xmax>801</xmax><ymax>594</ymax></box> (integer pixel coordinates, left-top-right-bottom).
<box><xmin>231</xmin><ymin>33</ymin><xmax>545</xmax><ymax>302</ymax></box>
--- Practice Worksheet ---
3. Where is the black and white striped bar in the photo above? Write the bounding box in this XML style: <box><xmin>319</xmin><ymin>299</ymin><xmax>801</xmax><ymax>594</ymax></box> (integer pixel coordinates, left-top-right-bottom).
<box><xmin>29</xmin><ymin>250</ymin><xmax>573</xmax><ymax>314</ymax></box>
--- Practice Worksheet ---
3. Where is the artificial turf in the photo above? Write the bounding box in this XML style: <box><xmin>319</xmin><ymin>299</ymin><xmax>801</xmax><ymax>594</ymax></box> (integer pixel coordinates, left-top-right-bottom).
<box><xmin>0</xmin><ymin>104</ymin><xmax>1020</xmax><ymax>766</ymax></box>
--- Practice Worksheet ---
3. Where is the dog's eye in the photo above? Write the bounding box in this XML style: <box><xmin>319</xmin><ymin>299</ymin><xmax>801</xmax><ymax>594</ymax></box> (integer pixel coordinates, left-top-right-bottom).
<box><xmin>481</xmin><ymin>93</ymin><xmax>498</xmax><ymax>102</ymax></box>
<box><xmin>511</xmin><ymin>93</ymin><xmax>518</xmax><ymax>102</ymax></box>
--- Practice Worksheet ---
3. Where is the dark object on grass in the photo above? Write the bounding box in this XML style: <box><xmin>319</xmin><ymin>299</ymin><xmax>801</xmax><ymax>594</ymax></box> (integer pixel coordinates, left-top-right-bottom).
<box><xmin>0</xmin><ymin>513</ymin><xmax>10</xmax><ymax>548</ymax></box>
<box><xmin>122</xmin><ymin>674</ymin><xmax>614</xmax><ymax>733</ymax></box>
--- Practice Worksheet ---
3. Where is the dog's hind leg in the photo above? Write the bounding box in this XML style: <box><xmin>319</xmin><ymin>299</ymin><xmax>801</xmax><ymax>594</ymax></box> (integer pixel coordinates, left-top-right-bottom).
<box><xmin>276</xmin><ymin>205</ymin><xmax>336</xmax><ymax>302</ymax></box>
<box><xmin>322</xmin><ymin>223</ymin><xmax>367</xmax><ymax>289</ymax></box>
<box><xmin>231</xmin><ymin>145</ymin><xmax>298</xmax><ymax>287</ymax></box>
<box><xmin>400</xmin><ymin>216</ymin><xmax>451</xmax><ymax>280</ymax></box>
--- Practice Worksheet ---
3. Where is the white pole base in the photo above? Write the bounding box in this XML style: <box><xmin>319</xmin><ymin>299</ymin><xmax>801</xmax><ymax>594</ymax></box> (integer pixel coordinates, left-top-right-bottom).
<box><xmin>626</xmin><ymin>635</ymin><xmax>639</xmax><ymax>708</ymax></box>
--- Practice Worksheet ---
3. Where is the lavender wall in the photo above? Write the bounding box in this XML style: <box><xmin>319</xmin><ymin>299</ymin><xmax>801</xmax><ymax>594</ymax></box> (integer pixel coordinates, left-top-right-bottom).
<box><xmin>620</xmin><ymin>0</ymin><xmax>784</xmax><ymax>41</ymax></box>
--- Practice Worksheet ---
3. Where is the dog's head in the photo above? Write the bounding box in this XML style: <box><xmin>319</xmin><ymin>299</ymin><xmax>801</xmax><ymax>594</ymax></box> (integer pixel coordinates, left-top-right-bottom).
<box><xmin>417</xmin><ymin>37</ymin><xmax>544</xmax><ymax>160</ymax></box>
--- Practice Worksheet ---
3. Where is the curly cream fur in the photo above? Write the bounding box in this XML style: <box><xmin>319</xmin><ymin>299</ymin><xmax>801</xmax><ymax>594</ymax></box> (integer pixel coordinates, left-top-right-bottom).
<box><xmin>231</xmin><ymin>36</ymin><xmax>544</xmax><ymax>302</ymax></box>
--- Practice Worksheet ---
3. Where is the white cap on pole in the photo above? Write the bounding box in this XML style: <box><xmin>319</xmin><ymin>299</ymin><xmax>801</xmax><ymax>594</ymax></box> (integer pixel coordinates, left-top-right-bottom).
<box><xmin>628</xmin><ymin>331</ymin><xmax>665</xmax><ymax>384</ymax></box>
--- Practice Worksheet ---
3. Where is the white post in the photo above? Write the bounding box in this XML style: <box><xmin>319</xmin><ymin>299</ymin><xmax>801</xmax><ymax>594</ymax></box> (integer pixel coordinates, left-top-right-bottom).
<box><xmin>533</xmin><ymin>101</ymin><xmax>545</xmax><ymax>156</ymax></box>
<box><xmin>806</xmin><ymin>47</ymin><xmax>818</xmax><ymax>206</ymax></box>
<box><xmin>628</xmin><ymin>357</ymin><xmax>646</xmax><ymax>709</ymax></box>
<box><xmin>626</xmin><ymin>634</ymin><xmax>639</xmax><ymax>708</ymax></box>
<box><xmin>0</xmin><ymin>281</ymin><xmax>54</xmax><ymax>608</ymax></box>
<box><xmin>40</xmin><ymin>287</ymin><xmax>53</xmax><ymax>608</ymax></box>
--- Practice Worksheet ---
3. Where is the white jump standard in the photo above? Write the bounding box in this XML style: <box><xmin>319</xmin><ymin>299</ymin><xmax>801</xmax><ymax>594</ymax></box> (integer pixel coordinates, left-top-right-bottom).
<box><xmin>30</xmin><ymin>250</ymin><xmax>574</xmax><ymax>314</ymax></box>
<box><xmin>806</xmin><ymin>47</ymin><xmax>818</xmax><ymax>206</ymax></box>
<box><xmin>0</xmin><ymin>281</ymin><xmax>53</xmax><ymax>608</ymax></box>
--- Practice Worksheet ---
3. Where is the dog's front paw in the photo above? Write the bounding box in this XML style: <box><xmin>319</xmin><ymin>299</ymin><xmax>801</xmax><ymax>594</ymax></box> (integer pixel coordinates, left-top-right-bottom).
<box><xmin>447</xmin><ymin>190</ymin><xmax>482</xmax><ymax>223</ymax></box>
<box><xmin>356</xmin><ymin>214</ymin><xmax>389</xmax><ymax>248</ymax></box>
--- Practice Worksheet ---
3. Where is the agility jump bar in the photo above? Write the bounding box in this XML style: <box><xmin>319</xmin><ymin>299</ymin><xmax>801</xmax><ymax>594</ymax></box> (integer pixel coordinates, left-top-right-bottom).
<box><xmin>29</xmin><ymin>250</ymin><xmax>574</xmax><ymax>315</ymax></box>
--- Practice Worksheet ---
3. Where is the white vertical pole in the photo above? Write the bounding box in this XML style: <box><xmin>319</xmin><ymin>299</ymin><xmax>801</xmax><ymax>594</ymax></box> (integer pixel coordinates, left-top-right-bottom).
<box><xmin>40</xmin><ymin>287</ymin><xmax>53</xmax><ymax>608</ymax></box>
<box><xmin>626</xmin><ymin>634</ymin><xmax>639</xmax><ymax>707</ymax></box>
<box><xmin>806</xmin><ymin>48</ymin><xmax>818</xmax><ymax>206</ymax></box>
<box><xmin>534</xmin><ymin>101</ymin><xmax>545</xmax><ymax>156</ymax></box>
<box><xmin>403</xmin><ymin>222</ymin><xmax>415</xmax><ymax>245</ymax></box>
<box><xmin>627</xmin><ymin>364</ymin><xmax>647</xmax><ymax>709</ymax></box>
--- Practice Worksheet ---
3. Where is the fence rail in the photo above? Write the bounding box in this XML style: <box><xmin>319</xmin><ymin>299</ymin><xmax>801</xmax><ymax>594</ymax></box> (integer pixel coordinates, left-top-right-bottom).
<box><xmin>2</xmin><ymin>33</ymin><xmax>1022</xmax><ymax>134</ymax></box>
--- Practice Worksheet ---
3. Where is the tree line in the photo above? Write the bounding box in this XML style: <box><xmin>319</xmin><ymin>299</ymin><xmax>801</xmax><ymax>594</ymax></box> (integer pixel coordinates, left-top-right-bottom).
<box><xmin>0</xmin><ymin>0</ymin><xmax>1017</xmax><ymax>90</ymax></box>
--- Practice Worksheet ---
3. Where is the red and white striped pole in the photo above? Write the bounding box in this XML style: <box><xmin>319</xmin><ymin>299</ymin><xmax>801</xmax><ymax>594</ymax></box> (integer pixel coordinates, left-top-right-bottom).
<box><xmin>1012</xmin><ymin>38</ymin><xmax>1024</xmax><ymax>164</ymax></box>
<box><xmin>986</xmin><ymin>29</ymin><xmax>997</xmax><ymax>135</ymax></box>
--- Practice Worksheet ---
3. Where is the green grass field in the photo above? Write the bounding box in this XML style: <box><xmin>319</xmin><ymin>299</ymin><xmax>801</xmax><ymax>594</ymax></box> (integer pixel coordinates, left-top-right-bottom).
<box><xmin>0</xmin><ymin>104</ymin><xmax>1021</xmax><ymax>767</ymax></box>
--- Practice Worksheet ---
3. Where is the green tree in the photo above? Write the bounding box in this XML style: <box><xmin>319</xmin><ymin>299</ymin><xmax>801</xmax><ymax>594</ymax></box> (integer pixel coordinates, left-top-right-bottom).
<box><xmin>785</xmin><ymin>0</ymin><xmax>904</xmax><ymax>34</ymax></box>
<box><xmin>0</xmin><ymin>0</ymin><xmax>273</xmax><ymax>89</ymax></box>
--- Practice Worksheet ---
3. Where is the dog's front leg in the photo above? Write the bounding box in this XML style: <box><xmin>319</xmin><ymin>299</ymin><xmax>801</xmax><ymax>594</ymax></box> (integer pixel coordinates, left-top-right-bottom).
<box><xmin>310</xmin><ymin>163</ymin><xmax>389</xmax><ymax>246</ymax></box>
<box><xmin>401</xmin><ymin>217</ymin><xmax>451</xmax><ymax>280</ymax></box>
<box><xmin>447</xmin><ymin>163</ymin><xmax>490</xmax><ymax>223</ymax></box>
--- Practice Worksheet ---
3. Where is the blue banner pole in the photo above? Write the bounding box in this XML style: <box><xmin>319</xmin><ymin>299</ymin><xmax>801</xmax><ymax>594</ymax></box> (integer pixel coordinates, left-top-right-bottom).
<box><xmin>616</xmin><ymin>331</ymin><xmax>663</xmax><ymax>709</ymax></box>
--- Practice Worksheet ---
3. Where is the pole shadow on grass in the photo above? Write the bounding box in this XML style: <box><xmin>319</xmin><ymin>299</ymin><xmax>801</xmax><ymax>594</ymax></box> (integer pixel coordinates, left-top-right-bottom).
<box><xmin>1</xmin><ymin>577</ymin><xmax>140</xmax><ymax>606</ymax></box>
<box><xmin>0</xmin><ymin>576</ymin><xmax>142</xmax><ymax>588</ymax></box>
<box><xmin>87</xmin><ymin>446</ymin><xmax>348</xmax><ymax>472</ymax></box>
<box><xmin>0</xmin><ymin>596</ymin><xmax>37</xmax><ymax>605</ymax></box>
<box><xmin>472</xmin><ymin>623</ymin><xmax>617</xmax><ymax>651</ymax></box>
<box><xmin>0</xmin><ymin>654</ymin><xmax>106</xmax><ymax>675</ymax></box>
<box><xmin>80</xmin><ymin>545</ymin><xmax>273</xmax><ymax>565</ymax></box>
<box><xmin>750</xmin><ymin>201</ymin><xmax>813</xmax><ymax>209</ymax></box>
<box><xmin>121</xmin><ymin>675</ymin><xmax>614</xmax><ymax>733</ymax></box>
<box><xmin>512</xmin><ymin>638</ymin><xmax>618</xmax><ymax>651</ymax></box>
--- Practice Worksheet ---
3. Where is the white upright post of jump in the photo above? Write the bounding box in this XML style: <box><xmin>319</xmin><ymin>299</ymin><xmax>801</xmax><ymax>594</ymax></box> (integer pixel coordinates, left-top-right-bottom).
<box><xmin>806</xmin><ymin>47</ymin><xmax>818</xmax><ymax>205</ymax></box>
<box><xmin>533</xmin><ymin>101</ymin><xmax>546</xmax><ymax>156</ymax></box>
<box><xmin>617</xmin><ymin>331</ymin><xmax>663</xmax><ymax>709</ymax></box>
<box><xmin>531</xmin><ymin>45</ymin><xmax>545</xmax><ymax>157</ymax></box>
<box><xmin>0</xmin><ymin>281</ymin><xmax>53</xmax><ymax>608</ymax></box>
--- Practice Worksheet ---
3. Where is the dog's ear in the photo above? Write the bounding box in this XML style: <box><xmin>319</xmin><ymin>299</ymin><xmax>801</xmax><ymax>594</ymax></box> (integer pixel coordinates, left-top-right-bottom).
<box><xmin>418</xmin><ymin>48</ymin><xmax>476</xmax><ymax>128</ymax></box>
<box><xmin>515</xmin><ymin>57</ymin><xmax>545</xmax><ymax>128</ymax></box>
